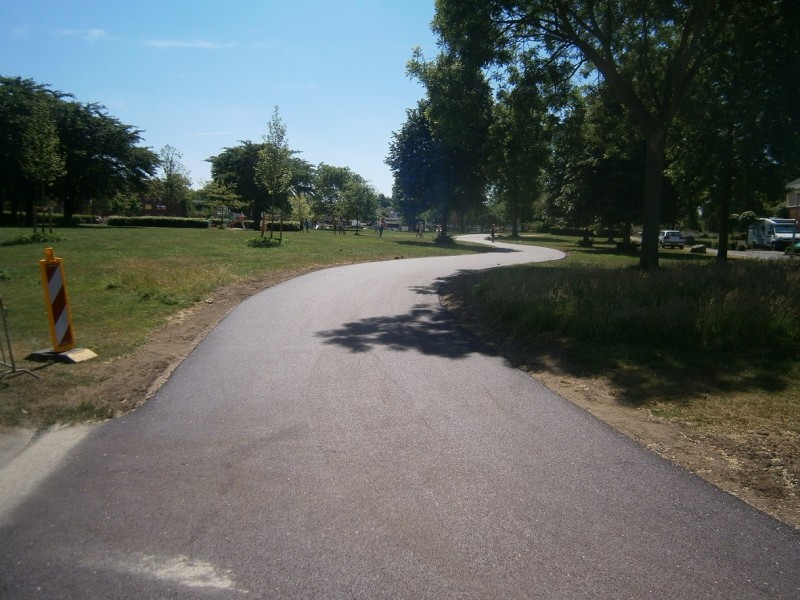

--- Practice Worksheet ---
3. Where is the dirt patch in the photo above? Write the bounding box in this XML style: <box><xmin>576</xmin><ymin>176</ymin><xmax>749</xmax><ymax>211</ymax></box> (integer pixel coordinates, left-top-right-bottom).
<box><xmin>439</xmin><ymin>272</ymin><xmax>799</xmax><ymax>531</ymax></box>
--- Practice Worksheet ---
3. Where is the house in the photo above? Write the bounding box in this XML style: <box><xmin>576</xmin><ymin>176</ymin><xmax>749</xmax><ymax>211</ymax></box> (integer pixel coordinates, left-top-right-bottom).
<box><xmin>788</xmin><ymin>178</ymin><xmax>800</xmax><ymax>221</ymax></box>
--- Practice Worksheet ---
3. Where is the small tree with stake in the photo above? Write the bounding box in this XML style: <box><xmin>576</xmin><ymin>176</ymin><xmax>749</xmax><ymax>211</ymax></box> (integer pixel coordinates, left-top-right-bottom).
<box><xmin>255</xmin><ymin>107</ymin><xmax>294</xmax><ymax>243</ymax></box>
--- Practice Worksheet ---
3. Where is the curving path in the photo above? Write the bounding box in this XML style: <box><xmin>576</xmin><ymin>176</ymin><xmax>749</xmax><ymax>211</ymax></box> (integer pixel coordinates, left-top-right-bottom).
<box><xmin>1</xmin><ymin>235</ymin><xmax>798</xmax><ymax>599</ymax></box>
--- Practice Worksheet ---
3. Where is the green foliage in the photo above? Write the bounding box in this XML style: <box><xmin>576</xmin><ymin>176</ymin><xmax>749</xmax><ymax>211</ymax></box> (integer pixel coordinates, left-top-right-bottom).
<box><xmin>0</xmin><ymin>76</ymin><xmax>158</xmax><ymax>226</ymax></box>
<box><xmin>256</xmin><ymin>107</ymin><xmax>294</xmax><ymax>219</ymax></box>
<box><xmin>432</xmin><ymin>1</ymin><xmax>800</xmax><ymax>267</ymax></box>
<box><xmin>387</xmin><ymin>104</ymin><xmax>437</xmax><ymax>227</ymax></box>
<box><xmin>402</xmin><ymin>49</ymin><xmax>493</xmax><ymax>237</ymax></box>
<box><xmin>473</xmin><ymin>259</ymin><xmax>800</xmax><ymax>357</ymax></box>
<box><xmin>106</xmin><ymin>216</ymin><xmax>210</xmax><ymax>228</ymax></box>
<box><xmin>0</xmin><ymin>231</ymin><xmax>64</xmax><ymax>246</ymax></box>
<box><xmin>312</xmin><ymin>164</ymin><xmax>355</xmax><ymax>219</ymax></box>
<box><xmin>154</xmin><ymin>145</ymin><xmax>192</xmax><ymax>217</ymax></box>
<box><xmin>246</xmin><ymin>236</ymin><xmax>281</xmax><ymax>248</ymax></box>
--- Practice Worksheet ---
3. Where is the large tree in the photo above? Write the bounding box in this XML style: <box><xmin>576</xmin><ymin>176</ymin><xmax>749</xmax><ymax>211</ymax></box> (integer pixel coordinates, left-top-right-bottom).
<box><xmin>342</xmin><ymin>175</ymin><xmax>379</xmax><ymax>233</ymax></box>
<box><xmin>311</xmin><ymin>163</ymin><xmax>355</xmax><ymax>223</ymax></box>
<box><xmin>490</xmin><ymin>61</ymin><xmax>558</xmax><ymax>236</ymax></box>
<box><xmin>52</xmin><ymin>101</ymin><xmax>157</xmax><ymax>222</ymax></box>
<box><xmin>386</xmin><ymin>103</ymin><xmax>440</xmax><ymax>228</ymax></box>
<box><xmin>208</xmin><ymin>141</ymin><xmax>265</xmax><ymax>219</ymax></box>
<box><xmin>153</xmin><ymin>144</ymin><xmax>192</xmax><ymax>217</ymax></box>
<box><xmin>434</xmin><ymin>0</ymin><xmax>737</xmax><ymax>267</ymax></box>
<box><xmin>0</xmin><ymin>77</ymin><xmax>66</xmax><ymax>224</ymax></box>
<box><xmin>406</xmin><ymin>48</ymin><xmax>493</xmax><ymax>238</ymax></box>
<box><xmin>668</xmin><ymin>1</ymin><xmax>800</xmax><ymax>261</ymax></box>
<box><xmin>1</xmin><ymin>77</ymin><xmax>158</xmax><ymax>224</ymax></box>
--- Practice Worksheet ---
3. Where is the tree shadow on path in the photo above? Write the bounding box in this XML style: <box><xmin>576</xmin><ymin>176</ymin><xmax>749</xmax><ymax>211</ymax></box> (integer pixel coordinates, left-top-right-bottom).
<box><xmin>314</xmin><ymin>275</ymin><xmax>492</xmax><ymax>360</ymax></box>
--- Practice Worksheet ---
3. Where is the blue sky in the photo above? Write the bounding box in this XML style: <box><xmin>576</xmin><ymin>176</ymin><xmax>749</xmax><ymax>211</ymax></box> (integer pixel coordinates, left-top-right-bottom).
<box><xmin>0</xmin><ymin>1</ymin><xmax>439</xmax><ymax>195</ymax></box>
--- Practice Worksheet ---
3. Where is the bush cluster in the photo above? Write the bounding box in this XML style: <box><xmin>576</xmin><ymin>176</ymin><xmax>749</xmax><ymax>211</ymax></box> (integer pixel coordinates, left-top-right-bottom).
<box><xmin>107</xmin><ymin>216</ymin><xmax>210</xmax><ymax>228</ymax></box>
<box><xmin>1</xmin><ymin>213</ymin><xmax>95</xmax><ymax>226</ymax></box>
<box><xmin>0</xmin><ymin>232</ymin><xmax>64</xmax><ymax>246</ymax></box>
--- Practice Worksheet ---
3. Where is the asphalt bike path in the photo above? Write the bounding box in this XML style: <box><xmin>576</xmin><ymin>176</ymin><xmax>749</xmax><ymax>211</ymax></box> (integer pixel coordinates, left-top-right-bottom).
<box><xmin>1</xmin><ymin>235</ymin><xmax>798</xmax><ymax>598</ymax></box>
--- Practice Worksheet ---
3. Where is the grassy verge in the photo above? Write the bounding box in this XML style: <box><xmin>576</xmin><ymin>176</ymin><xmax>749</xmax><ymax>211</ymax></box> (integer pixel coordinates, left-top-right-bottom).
<box><xmin>0</xmin><ymin>226</ymin><xmax>490</xmax><ymax>427</ymax></box>
<box><xmin>455</xmin><ymin>234</ymin><xmax>800</xmax><ymax>511</ymax></box>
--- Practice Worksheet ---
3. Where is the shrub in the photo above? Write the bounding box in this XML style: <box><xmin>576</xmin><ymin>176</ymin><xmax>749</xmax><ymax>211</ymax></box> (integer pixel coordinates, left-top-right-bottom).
<box><xmin>615</xmin><ymin>240</ymin><xmax>640</xmax><ymax>253</ymax></box>
<box><xmin>246</xmin><ymin>236</ymin><xmax>283</xmax><ymax>247</ymax></box>
<box><xmin>107</xmin><ymin>216</ymin><xmax>210</xmax><ymax>228</ymax></box>
<box><xmin>0</xmin><ymin>232</ymin><xmax>64</xmax><ymax>246</ymax></box>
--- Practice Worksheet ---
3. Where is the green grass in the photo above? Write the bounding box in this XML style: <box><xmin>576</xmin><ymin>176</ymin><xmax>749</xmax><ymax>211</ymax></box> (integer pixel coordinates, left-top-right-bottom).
<box><xmin>0</xmin><ymin>226</ymin><xmax>488</xmax><ymax>360</ymax></box>
<box><xmin>0</xmin><ymin>225</ymin><xmax>493</xmax><ymax>427</ymax></box>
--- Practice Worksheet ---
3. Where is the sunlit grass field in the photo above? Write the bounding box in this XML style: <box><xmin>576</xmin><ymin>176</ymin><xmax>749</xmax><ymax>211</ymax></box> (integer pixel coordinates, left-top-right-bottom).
<box><xmin>0</xmin><ymin>226</ymin><xmax>486</xmax><ymax>360</ymax></box>
<box><xmin>0</xmin><ymin>225</ymin><xmax>495</xmax><ymax>426</ymax></box>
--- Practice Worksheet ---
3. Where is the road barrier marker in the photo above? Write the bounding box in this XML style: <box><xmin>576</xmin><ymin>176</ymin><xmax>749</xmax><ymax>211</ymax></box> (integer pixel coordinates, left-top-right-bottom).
<box><xmin>27</xmin><ymin>248</ymin><xmax>96</xmax><ymax>364</ymax></box>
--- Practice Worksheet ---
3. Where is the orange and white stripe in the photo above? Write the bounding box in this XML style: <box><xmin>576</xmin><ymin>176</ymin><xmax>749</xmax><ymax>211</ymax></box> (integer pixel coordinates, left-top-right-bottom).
<box><xmin>39</xmin><ymin>248</ymin><xmax>75</xmax><ymax>353</ymax></box>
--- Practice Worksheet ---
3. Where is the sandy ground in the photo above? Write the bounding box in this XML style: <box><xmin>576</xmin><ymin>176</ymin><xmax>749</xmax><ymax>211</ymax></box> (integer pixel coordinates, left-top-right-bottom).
<box><xmin>2</xmin><ymin>265</ymin><xmax>797</xmax><ymax>531</ymax></box>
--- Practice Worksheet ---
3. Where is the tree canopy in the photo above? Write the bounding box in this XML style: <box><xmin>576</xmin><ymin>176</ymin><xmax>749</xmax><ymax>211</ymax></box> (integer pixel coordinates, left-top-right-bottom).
<box><xmin>433</xmin><ymin>0</ymin><xmax>741</xmax><ymax>266</ymax></box>
<box><xmin>0</xmin><ymin>76</ymin><xmax>158</xmax><ymax>225</ymax></box>
<box><xmin>385</xmin><ymin>1</ymin><xmax>800</xmax><ymax>263</ymax></box>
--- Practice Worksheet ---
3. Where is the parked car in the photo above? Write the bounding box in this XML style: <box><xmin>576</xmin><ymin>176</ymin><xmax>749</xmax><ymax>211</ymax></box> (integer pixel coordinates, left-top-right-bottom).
<box><xmin>659</xmin><ymin>230</ymin><xmax>686</xmax><ymax>249</ymax></box>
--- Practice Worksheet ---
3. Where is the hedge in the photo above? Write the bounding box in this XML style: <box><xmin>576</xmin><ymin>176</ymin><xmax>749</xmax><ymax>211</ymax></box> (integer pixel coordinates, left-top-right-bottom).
<box><xmin>2</xmin><ymin>213</ymin><xmax>93</xmax><ymax>226</ymax></box>
<box><xmin>106</xmin><ymin>216</ymin><xmax>210</xmax><ymax>228</ymax></box>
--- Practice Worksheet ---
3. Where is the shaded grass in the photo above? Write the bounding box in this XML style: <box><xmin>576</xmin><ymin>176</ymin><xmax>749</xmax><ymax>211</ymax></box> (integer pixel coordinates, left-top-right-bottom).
<box><xmin>459</xmin><ymin>234</ymin><xmax>800</xmax><ymax>501</ymax></box>
<box><xmin>474</xmin><ymin>259</ymin><xmax>800</xmax><ymax>356</ymax></box>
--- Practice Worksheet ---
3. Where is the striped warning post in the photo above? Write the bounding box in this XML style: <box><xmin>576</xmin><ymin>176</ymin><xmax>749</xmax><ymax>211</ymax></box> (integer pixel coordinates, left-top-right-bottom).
<box><xmin>39</xmin><ymin>247</ymin><xmax>75</xmax><ymax>353</ymax></box>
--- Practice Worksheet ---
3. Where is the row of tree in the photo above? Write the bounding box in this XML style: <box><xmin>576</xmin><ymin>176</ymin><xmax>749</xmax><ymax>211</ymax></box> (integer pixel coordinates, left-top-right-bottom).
<box><xmin>0</xmin><ymin>78</ymin><xmax>387</xmax><ymax>231</ymax></box>
<box><xmin>387</xmin><ymin>1</ymin><xmax>800</xmax><ymax>266</ymax></box>
<box><xmin>0</xmin><ymin>76</ymin><xmax>169</xmax><ymax>225</ymax></box>
<box><xmin>203</xmin><ymin>108</ymin><xmax>389</xmax><ymax>232</ymax></box>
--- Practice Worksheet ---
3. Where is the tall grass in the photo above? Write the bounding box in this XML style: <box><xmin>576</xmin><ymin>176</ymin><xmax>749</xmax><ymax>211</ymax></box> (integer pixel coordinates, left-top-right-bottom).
<box><xmin>473</xmin><ymin>259</ymin><xmax>800</xmax><ymax>357</ymax></box>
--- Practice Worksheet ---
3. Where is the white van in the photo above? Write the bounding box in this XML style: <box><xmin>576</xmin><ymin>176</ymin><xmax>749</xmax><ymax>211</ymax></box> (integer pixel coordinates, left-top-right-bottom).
<box><xmin>747</xmin><ymin>218</ymin><xmax>798</xmax><ymax>250</ymax></box>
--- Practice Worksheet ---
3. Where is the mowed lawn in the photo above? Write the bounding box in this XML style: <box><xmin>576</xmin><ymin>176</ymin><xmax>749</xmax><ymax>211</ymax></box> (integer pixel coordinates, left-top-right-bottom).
<box><xmin>0</xmin><ymin>225</ymin><xmax>491</xmax><ymax>425</ymax></box>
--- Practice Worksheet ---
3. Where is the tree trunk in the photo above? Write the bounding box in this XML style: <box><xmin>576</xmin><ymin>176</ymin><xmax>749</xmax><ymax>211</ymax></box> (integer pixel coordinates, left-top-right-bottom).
<box><xmin>63</xmin><ymin>192</ymin><xmax>74</xmax><ymax>225</ymax></box>
<box><xmin>510</xmin><ymin>190</ymin><xmax>519</xmax><ymax>237</ymax></box>
<box><xmin>438</xmin><ymin>206</ymin><xmax>450</xmax><ymax>241</ymax></box>
<box><xmin>639</xmin><ymin>127</ymin><xmax>667</xmax><ymax>269</ymax></box>
<box><xmin>715</xmin><ymin>134</ymin><xmax>734</xmax><ymax>263</ymax></box>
